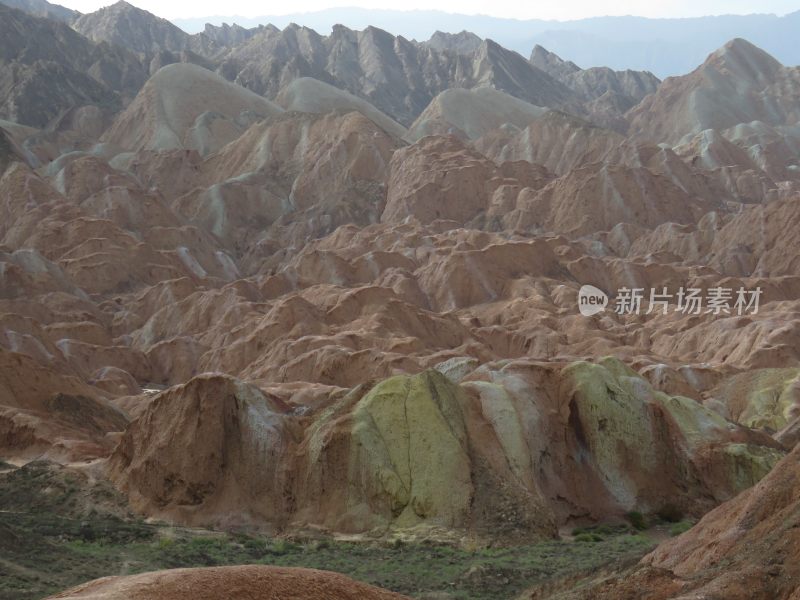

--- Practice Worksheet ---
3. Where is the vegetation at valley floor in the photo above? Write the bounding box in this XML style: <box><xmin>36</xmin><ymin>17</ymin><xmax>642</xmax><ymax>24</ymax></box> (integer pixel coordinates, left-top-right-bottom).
<box><xmin>0</xmin><ymin>461</ymin><xmax>658</xmax><ymax>600</ymax></box>
<box><xmin>0</xmin><ymin>514</ymin><xmax>656</xmax><ymax>600</ymax></box>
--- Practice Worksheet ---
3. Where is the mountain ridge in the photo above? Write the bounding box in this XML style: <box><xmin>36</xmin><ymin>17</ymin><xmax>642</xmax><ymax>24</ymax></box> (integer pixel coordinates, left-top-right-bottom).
<box><xmin>172</xmin><ymin>7</ymin><xmax>800</xmax><ymax>76</ymax></box>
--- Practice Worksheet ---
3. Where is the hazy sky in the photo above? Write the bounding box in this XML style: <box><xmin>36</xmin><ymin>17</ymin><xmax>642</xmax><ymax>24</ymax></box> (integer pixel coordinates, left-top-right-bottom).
<box><xmin>56</xmin><ymin>0</ymin><xmax>800</xmax><ymax>20</ymax></box>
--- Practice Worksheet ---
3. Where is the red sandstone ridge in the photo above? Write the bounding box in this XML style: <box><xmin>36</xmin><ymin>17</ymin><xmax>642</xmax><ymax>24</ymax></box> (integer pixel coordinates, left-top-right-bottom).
<box><xmin>46</xmin><ymin>565</ymin><xmax>410</xmax><ymax>600</ymax></box>
<box><xmin>108</xmin><ymin>374</ymin><xmax>296</xmax><ymax>530</ymax></box>
<box><xmin>644</xmin><ymin>443</ymin><xmax>800</xmax><ymax>598</ymax></box>
<box><xmin>545</xmin><ymin>443</ymin><xmax>800</xmax><ymax>599</ymax></box>
<box><xmin>0</xmin><ymin>348</ymin><xmax>128</xmax><ymax>461</ymax></box>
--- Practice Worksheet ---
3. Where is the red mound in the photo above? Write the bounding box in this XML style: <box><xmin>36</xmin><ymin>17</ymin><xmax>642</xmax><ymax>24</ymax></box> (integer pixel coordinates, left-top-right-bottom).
<box><xmin>46</xmin><ymin>565</ymin><xmax>410</xmax><ymax>600</ymax></box>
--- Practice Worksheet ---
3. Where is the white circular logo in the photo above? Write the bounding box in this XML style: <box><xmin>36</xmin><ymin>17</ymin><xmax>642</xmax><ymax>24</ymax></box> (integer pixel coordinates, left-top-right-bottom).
<box><xmin>578</xmin><ymin>285</ymin><xmax>608</xmax><ymax>316</ymax></box>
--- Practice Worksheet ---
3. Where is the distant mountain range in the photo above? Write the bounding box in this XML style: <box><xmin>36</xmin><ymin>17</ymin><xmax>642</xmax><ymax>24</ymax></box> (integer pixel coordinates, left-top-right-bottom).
<box><xmin>2</xmin><ymin>0</ymin><xmax>799</xmax><ymax>76</ymax></box>
<box><xmin>173</xmin><ymin>8</ymin><xmax>800</xmax><ymax>77</ymax></box>
<box><xmin>0</xmin><ymin>0</ymin><xmax>663</xmax><ymax>131</ymax></box>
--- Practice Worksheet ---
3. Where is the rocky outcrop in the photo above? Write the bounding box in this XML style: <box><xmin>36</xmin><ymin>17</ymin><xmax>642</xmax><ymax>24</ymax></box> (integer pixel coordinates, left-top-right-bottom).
<box><xmin>109</xmin><ymin>375</ymin><xmax>295</xmax><ymax>530</ymax></box>
<box><xmin>0</xmin><ymin>126</ymin><xmax>26</xmax><ymax>175</ymax></box>
<box><xmin>0</xmin><ymin>347</ymin><xmax>128</xmax><ymax>461</ymax></box>
<box><xmin>530</xmin><ymin>45</ymin><xmax>581</xmax><ymax>80</ymax></box>
<box><xmin>708</xmin><ymin>195</ymin><xmax>800</xmax><ymax>276</ymax></box>
<box><xmin>201</xmin><ymin>22</ymin><xmax>264</xmax><ymax>47</ymax></box>
<box><xmin>293</xmin><ymin>369</ymin><xmax>557</xmax><ymax>538</ymax></box>
<box><xmin>707</xmin><ymin>368</ymin><xmax>800</xmax><ymax>432</ymax></box>
<box><xmin>382</xmin><ymin>135</ymin><xmax>533</xmax><ymax>225</ymax></box>
<box><xmin>185</xmin><ymin>109</ymin><xmax>401</xmax><ymax>253</ymax></box>
<box><xmin>531</xmin><ymin>45</ymin><xmax>660</xmax><ymax>130</ymax></box>
<box><xmin>110</xmin><ymin>363</ymin><xmax>783</xmax><ymax>538</ymax></box>
<box><xmin>474</xmin><ymin>110</ymin><xmax>623</xmax><ymax>175</ymax></box>
<box><xmin>424</xmin><ymin>30</ymin><xmax>483</xmax><ymax>55</ymax></box>
<box><xmin>532</xmin><ymin>45</ymin><xmax>659</xmax><ymax>106</ymax></box>
<box><xmin>564</xmin><ymin>443</ymin><xmax>800</xmax><ymax>599</ymax></box>
<box><xmin>503</xmin><ymin>162</ymin><xmax>721</xmax><ymax>236</ymax></box>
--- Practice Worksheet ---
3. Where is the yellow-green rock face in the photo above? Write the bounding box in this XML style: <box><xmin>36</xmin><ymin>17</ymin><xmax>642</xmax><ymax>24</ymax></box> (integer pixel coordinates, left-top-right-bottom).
<box><xmin>657</xmin><ymin>393</ymin><xmax>731</xmax><ymax>449</ymax></box>
<box><xmin>350</xmin><ymin>370</ymin><xmax>472</xmax><ymax>529</ymax></box>
<box><xmin>561</xmin><ymin>357</ymin><xmax>784</xmax><ymax>510</ymax></box>
<box><xmin>562</xmin><ymin>358</ymin><xmax>662</xmax><ymax>507</ymax></box>
<box><xmin>712</xmin><ymin>368</ymin><xmax>800</xmax><ymax>431</ymax></box>
<box><xmin>318</xmin><ymin>360</ymin><xmax>785</xmax><ymax>533</ymax></box>
<box><xmin>721</xmin><ymin>443</ymin><xmax>786</xmax><ymax>490</ymax></box>
<box><xmin>110</xmin><ymin>361</ymin><xmax>787</xmax><ymax>539</ymax></box>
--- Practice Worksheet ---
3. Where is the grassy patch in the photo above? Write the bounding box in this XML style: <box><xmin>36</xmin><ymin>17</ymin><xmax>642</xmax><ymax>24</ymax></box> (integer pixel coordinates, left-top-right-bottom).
<box><xmin>669</xmin><ymin>521</ymin><xmax>694</xmax><ymax>537</ymax></box>
<box><xmin>0</xmin><ymin>462</ymin><xmax>655</xmax><ymax>600</ymax></box>
<box><xmin>0</xmin><ymin>514</ymin><xmax>654</xmax><ymax>600</ymax></box>
<box><xmin>571</xmin><ymin>523</ymin><xmax>632</xmax><ymax>539</ymax></box>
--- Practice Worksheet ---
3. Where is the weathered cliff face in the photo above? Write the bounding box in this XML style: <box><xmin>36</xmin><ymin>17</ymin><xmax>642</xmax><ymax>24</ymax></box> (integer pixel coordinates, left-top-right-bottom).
<box><xmin>108</xmin><ymin>375</ymin><xmax>297</xmax><ymax>530</ymax></box>
<box><xmin>106</xmin><ymin>362</ymin><xmax>783</xmax><ymax>540</ymax></box>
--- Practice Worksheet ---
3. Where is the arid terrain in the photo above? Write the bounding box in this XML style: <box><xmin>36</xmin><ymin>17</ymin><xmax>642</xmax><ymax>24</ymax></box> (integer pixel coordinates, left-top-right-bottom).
<box><xmin>1</xmin><ymin>0</ymin><xmax>799</xmax><ymax>598</ymax></box>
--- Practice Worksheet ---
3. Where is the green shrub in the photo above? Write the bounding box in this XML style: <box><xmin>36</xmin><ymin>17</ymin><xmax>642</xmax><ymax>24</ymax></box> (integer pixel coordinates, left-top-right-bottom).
<box><xmin>625</xmin><ymin>511</ymin><xmax>647</xmax><ymax>530</ymax></box>
<box><xmin>189</xmin><ymin>536</ymin><xmax>217</xmax><ymax>548</ymax></box>
<box><xmin>269</xmin><ymin>539</ymin><xmax>296</xmax><ymax>555</ymax></box>
<box><xmin>574</xmin><ymin>533</ymin><xmax>604</xmax><ymax>543</ymax></box>
<box><xmin>669</xmin><ymin>521</ymin><xmax>693</xmax><ymax>536</ymax></box>
<box><xmin>157</xmin><ymin>537</ymin><xmax>174</xmax><ymax>550</ymax></box>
